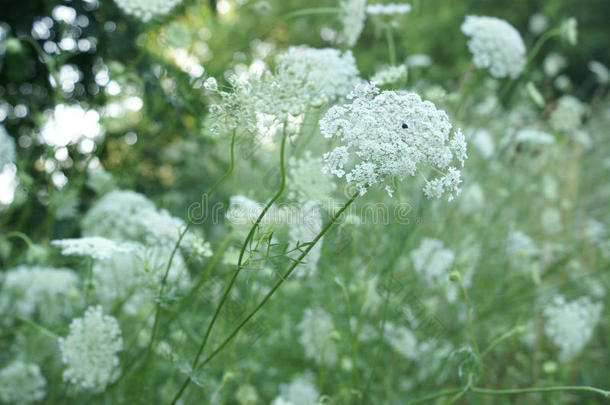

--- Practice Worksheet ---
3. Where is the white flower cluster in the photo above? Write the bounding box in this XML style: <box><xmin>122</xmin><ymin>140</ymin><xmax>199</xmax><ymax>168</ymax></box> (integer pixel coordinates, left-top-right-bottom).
<box><xmin>82</xmin><ymin>190</ymin><xmax>198</xmax><ymax>250</ymax></box>
<box><xmin>52</xmin><ymin>237</ymin><xmax>139</xmax><ymax>261</ymax></box>
<box><xmin>410</xmin><ymin>238</ymin><xmax>455</xmax><ymax>286</ymax></box>
<box><xmin>288</xmin><ymin>151</ymin><xmax>337</xmax><ymax>204</ymax></box>
<box><xmin>461</xmin><ymin>15</ymin><xmax>526</xmax><ymax>79</ymax></box>
<box><xmin>320</xmin><ymin>83</ymin><xmax>466</xmax><ymax>199</ymax></box>
<box><xmin>0</xmin><ymin>266</ymin><xmax>80</xmax><ymax>325</ymax></box>
<box><xmin>59</xmin><ymin>306</ymin><xmax>123</xmax><ymax>392</ymax></box>
<box><xmin>543</xmin><ymin>295</ymin><xmax>602</xmax><ymax>361</ymax></box>
<box><xmin>366</xmin><ymin>3</ymin><xmax>412</xmax><ymax>16</ymax></box>
<box><xmin>0</xmin><ymin>361</ymin><xmax>47</xmax><ymax>404</ymax></box>
<box><xmin>339</xmin><ymin>0</ymin><xmax>367</xmax><ymax>47</ymax></box>
<box><xmin>207</xmin><ymin>47</ymin><xmax>360</xmax><ymax>135</ymax></box>
<box><xmin>370</xmin><ymin>64</ymin><xmax>408</xmax><ymax>86</ymax></box>
<box><xmin>225</xmin><ymin>195</ymin><xmax>279</xmax><ymax>235</ymax></box>
<box><xmin>549</xmin><ymin>95</ymin><xmax>585</xmax><ymax>132</ymax></box>
<box><xmin>274</xmin><ymin>47</ymin><xmax>361</xmax><ymax>107</ymax></box>
<box><xmin>588</xmin><ymin>61</ymin><xmax>609</xmax><ymax>84</ymax></box>
<box><xmin>0</xmin><ymin>125</ymin><xmax>16</xmax><ymax>170</ymax></box>
<box><xmin>297</xmin><ymin>307</ymin><xmax>338</xmax><ymax>366</ymax></box>
<box><xmin>272</xmin><ymin>374</ymin><xmax>319</xmax><ymax>405</ymax></box>
<box><xmin>113</xmin><ymin>0</ymin><xmax>183</xmax><ymax>22</ymax></box>
<box><xmin>383</xmin><ymin>322</ymin><xmax>418</xmax><ymax>360</ymax></box>
<box><xmin>288</xmin><ymin>202</ymin><xmax>324</xmax><ymax>277</ymax></box>
<box><xmin>514</xmin><ymin>128</ymin><xmax>555</xmax><ymax>146</ymax></box>
<box><xmin>92</xmin><ymin>245</ymin><xmax>190</xmax><ymax>314</ymax></box>
<box><xmin>506</xmin><ymin>230</ymin><xmax>538</xmax><ymax>270</ymax></box>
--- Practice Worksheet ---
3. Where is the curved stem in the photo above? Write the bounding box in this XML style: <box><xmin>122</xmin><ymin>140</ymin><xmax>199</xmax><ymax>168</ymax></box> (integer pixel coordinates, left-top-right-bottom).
<box><xmin>482</xmin><ymin>324</ymin><xmax>524</xmax><ymax>357</ymax></box>
<box><xmin>471</xmin><ymin>385</ymin><xmax>609</xmax><ymax>398</ymax></box>
<box><xmin>143</xmin><ymin>130</ymin><xmax>237</xmax><ymax>365</ymax></box>
<box><xmin>170</xmin><ymin>190</ymin><xmax>360</xmax><ymax>405</ymax></box>
<box><xmin>188</xmin><ymin>127</ymin><xmax>288</xmax><ymax>372</ymax></box>
<box><xmin>5</xmin><ymin>231</ymin><xmax>34</xmax><ymax>248</ymax></box>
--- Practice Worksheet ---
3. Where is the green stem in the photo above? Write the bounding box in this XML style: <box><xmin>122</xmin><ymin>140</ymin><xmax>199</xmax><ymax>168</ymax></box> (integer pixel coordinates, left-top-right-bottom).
<box><xmin>170</xmin><ymin>190</ymin><xmax>360</xmax><ymax>405</ymax></box>
<box><xmin>282</xmin><ymin>7</ymin><xmax>341</xmax><ymax>20</ymax></box>
<box><xmin>406</xmin><ymin>389</ymin><xmax>463</xmax><ymax>405</ymax></box>
<box><xmin>471</xmin><ymin>385</ymin><xmax>610</xmax><ymax>398</ymax></box>
<box><xmin>143</xmin><ymin>130</ymin><xmax>236</xmax><ymax>366</ymax></box>
<box><xmin>5</xmin><ymin>315</ymin><xmax>59</xmax><ymax>339</ymax></box>
<box><xmin>5</xmin><ymin>231</ymin><xmax>33</xmax><ymax>248</ymax></box>
<box><xmin>458</xmin><ymin>277</ymin><xmax>484</xmax><ymax>374</ymax></box>
<box><xmin>188</xmin><ymin>127</ymin><xmax>288</xmax><ymax>373</ymax></box>
<box><xmin>498</xmin><ymin>28</ymin><xmax>559</xmax><ymax>102</ymax></box>
<box><xmin>482</xmin><ymin>324</ymin><xmax>524</xmax><ymax>357</ymax></box>
<box><xmin>385</xmin><ymin>26</ymin><xmax>397</xmax><ymax>66</ymax></box>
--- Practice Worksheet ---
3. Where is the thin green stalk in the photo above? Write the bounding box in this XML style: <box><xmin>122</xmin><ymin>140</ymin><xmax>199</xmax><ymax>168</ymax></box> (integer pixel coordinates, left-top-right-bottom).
<box><xmin>471</xmin><ymin>385</ymin><xmax>610</xmax><ymax>398</ymax></box>
<box><xmin>5</xmin><ymin>315</ymin><xmax>59</xmax><ymax>339</ymax></box>
<box><xmin>406</xmin><ymin>389</ymin><xmax>463</xmax><ymax>405</ymax></box>
<box><xmin>5</xmin><ymin>231</ymin><xmax>33</xmax><ymax>248</ymax></box>
<box><xmin>458</xmin><ymin>277</ymin><xmax>484</xmax><ymax>375</ymax></box>
<box><xmin>482</xmin><ymin>324</ymin><xmax>524</xmax><ymax>357</ymax></box>
<box><xmin>143</xmin><ymin>130</ymin><xmax>236</xmax><ymax>366</ymax></box>
<box><xmin>282</xmin><ymin>7</ymin><xmax>340</xmax><ymax>20</ymax></box>
<box><xmin>385</xmin><ymin>26</ymin><xmax>397</xmax><ymax>66</ymax></box>
<box><xmin>188</xmin><ymin>127</ymin><xmax>288</xmax><ymax>373</ymax></box>
<box><xmin>170</xmin><ymin>190</ymin><xmax>360</xmax><ymax>405</ymax></box>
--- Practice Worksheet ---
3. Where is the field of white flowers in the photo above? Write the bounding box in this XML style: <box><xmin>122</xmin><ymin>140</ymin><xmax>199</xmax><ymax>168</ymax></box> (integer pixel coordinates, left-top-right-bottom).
<box><xmin>0</xmin><ymin>0</ymin><xmax>608</xmax><ymax>404</ymax></box>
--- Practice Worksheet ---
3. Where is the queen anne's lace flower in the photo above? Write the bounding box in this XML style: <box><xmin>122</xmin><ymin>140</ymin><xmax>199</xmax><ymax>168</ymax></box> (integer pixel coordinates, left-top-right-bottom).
<box><xmin>93</xmin><ymin>245</ymin><xmax>190</xmax><ymax>314</ymax></box>
<box><xmin>506</xmin><ymin>230</ymin><xmax>538</xmax><ymax>271</ymax></box>
<box><xmin>0</xmin><ymin>125</ymin><xmax>16</xmax><ymax>170</ymax></box>
<box><xmin>549</xmin><ymin>95</ymin><xmax>585</xmax><ymax>132</ymax></box>
<box><xmin>366</xmin><ymin>3</ymin><xmax>412</xmax><ymax>16</ymax></box>
<box><xmin>272</xmin><ymin>374</ymin><xmax>319</xmax><ymax>405</ymax></box>
<box><xmin>207</xmin><ymin>47</ymin><xmax>360</xmax><ymax>135</ymax></box>
<box><xmin>560</xmin><ymin>18</ymin><xmax>578</xmax><ymax>46</ymax></box>
<box><xmin>461</xmin><ymin>15</ymin><xmax>526</xmax><ymax>79</ymax></box>
<box><xmin>113</xmin><ymin>0</ymin><xmax>183</xmax><ymax>22</ymax></box>
<box><xmin>370</xmin><ymin>64</ymin><xmax>408</xmax><ymax>86</ymax></box>
<box><xmin>82</xmin><ymin>190</ymin><xmax>201</xmax><ymax>251</ymax></box>
<box><xmin>297</xmin><ymin>308</ymin><xmax>338</xmax><ymax>366</ymax></box>
<box><xmin>338</xmin><ymin>0</ymin><xmax>367</xmax><ymax>47</ymax></box>
<box><xmin>0</xmin><ymin>266</ymin><xmax>80</xmax><ymax>326</ymax></box>
<box><xmin>0</xmin><ymin>361</ymin><xmax>47</xmax><ymax>404</ymax></box>
<box><xmin>543</xmin><ymin>295</ymin><xmax>602</xmax><ymax>361</ymax></box>
<box><xmin>320</xmin><ymin>83</ymin><xmax>466</xmax><ymax>199</ymax></box>
<box><xmin>52</xmin><ymin>237</ymin><xmax>139</xmax><ymax>261</ymax></box>
<box><xmin>59</xmin><ymin>306</ymin><xmax>123</xmax><ymax>392</ymax></box>
<box><xmin>274</xmin><ymin>47</ymin><xmax>361</xmax><ymax>107</ymax></box>
<box><xmin>514</xmin><ymin>129</ymin><xmax>555</xmax><ymax>145</ymax></box>
<box><xmin>384</xmin><ymin>322</ymin><xmax>418</xmax><ymax>360</ymax></box>
<box><xmin>588</xmin><ymin>61</ymin><xmax>609</xmax><ymax>84</ymax></box>
<box><xmin>410</xmin><ymin>238</ymin><xmax>455</xmax><ymax>285</ymax></box>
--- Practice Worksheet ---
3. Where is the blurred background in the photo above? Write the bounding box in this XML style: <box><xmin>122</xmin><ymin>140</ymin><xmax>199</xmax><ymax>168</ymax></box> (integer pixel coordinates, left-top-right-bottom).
<box><xmin>0</xmin><ymin>0</ymin><xmax>608</xmax><ymax>260</ymax></box>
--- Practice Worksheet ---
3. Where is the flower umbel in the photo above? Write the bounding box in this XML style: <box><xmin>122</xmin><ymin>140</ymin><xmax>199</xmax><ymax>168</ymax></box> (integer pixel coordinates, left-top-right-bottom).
<box><xmin>320</xmin><ymin>83</ymin><xmax>466</xmax><ymax>199</ymax></box>
<box><xmin>59</xmin><ymin>306</ymin><xmax>123</xmax><ymax>392</ymax></box>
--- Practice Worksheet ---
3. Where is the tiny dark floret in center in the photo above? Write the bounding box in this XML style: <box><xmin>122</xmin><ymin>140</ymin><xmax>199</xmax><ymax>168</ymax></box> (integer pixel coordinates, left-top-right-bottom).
<box><xmin>402</xmin><ymin>123</ymin><xmax>408</xmax><ymax>129</ymax></box>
